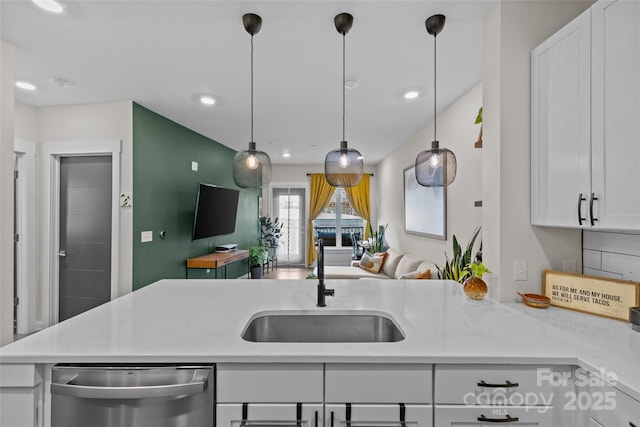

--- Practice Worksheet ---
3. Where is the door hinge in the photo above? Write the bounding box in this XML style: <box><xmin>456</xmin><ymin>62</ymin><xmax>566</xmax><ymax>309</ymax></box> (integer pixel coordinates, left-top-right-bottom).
<box><xmin>14</xmin><ymin>297</ymin><xmax>19</xmax><ymax>306</ymax></box>
<box><xmin>14</xmin><ymin>233</ymin><xmax>19</xmax><ymax>243</ymax></box>
<box><xmin>14</xmin><ymin>170</ymin><xmax>19</xmax><ymax>179</ymax></box>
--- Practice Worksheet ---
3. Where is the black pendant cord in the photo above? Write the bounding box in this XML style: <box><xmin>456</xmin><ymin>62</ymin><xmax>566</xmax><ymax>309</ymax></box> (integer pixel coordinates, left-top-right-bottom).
<box><xmin>433</xmin><ymin>33</ymin><xmax>437</xmax><ymax>143</ymax></box>
<box><xmin>251</xmin><ymin>34</ymin><xmax>254</xmax><ymax>144</ymax></box>
<box><xmin>342</xmin><ymin>33</ymin><xmax>346</xmax><ymax>143</ymax></box>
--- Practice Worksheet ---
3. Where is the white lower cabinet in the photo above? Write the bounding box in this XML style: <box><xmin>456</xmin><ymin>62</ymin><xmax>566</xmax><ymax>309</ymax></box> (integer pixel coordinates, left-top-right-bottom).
<box><xmin>586</xmin><ymin>379</ymin><xmax>640</xmax><ymax>427</ymax></box>
<box><xmin>217</xmin><ymin>403</ymin><xmax>323</xmax><ymax>427</ymax></box>
<box><xmin>0</xmin><ymin>364</ymin><xmax>44</xmax><ymax>427</ymax></box>
<box><xmin>435</xmin><ymin>405</ymin><xmax>554</xmax><ymax>425</ymax></box>
<box><xmin>434</xmin><ymin>365</ymin><xmax>575</xmax><ymax>426</ymax></box>
<box><xmin>326</xmin><ymin>404</ymin><xmax>431</xmax><ymax>427</ymax></box>
<box><xmin>325</xmin><ymin>364</ymin><xmax>433</xmax><ymax>427</ymax></box>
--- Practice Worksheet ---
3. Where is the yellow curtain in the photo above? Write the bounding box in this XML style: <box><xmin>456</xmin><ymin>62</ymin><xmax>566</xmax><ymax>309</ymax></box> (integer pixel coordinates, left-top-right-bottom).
<box><xmin>344</xmin><ymin>174</ymin><xmax>371</xmax><ymax>239</ymax></box>
<box><xmin>306</xmin><ymin>174</ymin><xmax>336</xmax><ymax>265</ymax></box>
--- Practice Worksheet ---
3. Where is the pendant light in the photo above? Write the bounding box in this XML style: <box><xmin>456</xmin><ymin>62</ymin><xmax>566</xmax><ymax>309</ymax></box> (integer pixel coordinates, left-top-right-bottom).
<box><xmin>324</xmin><ymin>12</ymin><xmax>364</xmax><ymax>188</ymax></box>
<box><xmin>233</xmin><ymin>13</ymin><xmax>272</xmax><ymax>189</ymax></box>
<box><xmin>415</xmin><ymin>14</ymin><xmax>457</xmax><ymax>187</ymax></box>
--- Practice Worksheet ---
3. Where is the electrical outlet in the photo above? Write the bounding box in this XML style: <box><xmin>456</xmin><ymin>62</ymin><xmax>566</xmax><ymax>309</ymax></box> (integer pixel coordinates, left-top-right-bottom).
<box><xmin>514</xmin><ymin>260</ymin><xmax>527</xmax><ymax>281</ymax></box>
<box><xmin>141</xmin><ymin>231</ymin><xmax>153</xmax><ymax>243</ymax></box>
<box><xmin>191</xmin><ymin>161</ymin><xmax>198</xmax><ymax>172</ymax></box>
<box><xmin>562</xmin><ymin>259</ymin><xmax>577</xmax><ymax>273</ymax></box>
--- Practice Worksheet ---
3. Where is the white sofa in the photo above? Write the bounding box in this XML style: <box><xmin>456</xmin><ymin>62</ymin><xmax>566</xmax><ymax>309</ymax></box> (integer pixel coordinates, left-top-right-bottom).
<box><xmin>318</xmin><ymin>248</ymin><xmax>438</xmax><ymax>280</ymax></box>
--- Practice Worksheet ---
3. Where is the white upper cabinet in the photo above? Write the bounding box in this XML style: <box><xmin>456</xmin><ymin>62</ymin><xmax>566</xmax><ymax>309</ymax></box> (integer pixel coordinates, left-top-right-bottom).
<box><xmin>531</xmin><ymin>9</ymin><xmax>591</xmax><ymax>227</ymax></box>
<box><xmin>531</xmin><ymin>0</ymin><xmax>640</xmax><ymax>230</ymax></box>
<box><xmin>591</xmin><ymin>0</ymin><xmax>640</xmax><ymax>230</ymax></box>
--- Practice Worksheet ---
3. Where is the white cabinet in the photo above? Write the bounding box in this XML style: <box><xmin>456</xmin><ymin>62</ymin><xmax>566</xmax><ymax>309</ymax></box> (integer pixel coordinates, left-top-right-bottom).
<box><xmin>531</xmin><ymin>0</ymin><xmax>640</xmax><ymax>230</ymax></box>
<box><xmin>0</xmin><ymin>364</ymin><xmax>44</xmax><ymax>427</ymax></box>
<box><xmin>531</xmin><ymin>9</ymin><xmax>591</xmax><ymax>227</ymax></box>
<box><xmin>586</xmin><ymin>380</ymin><xmax>640</xmax><ymax>427</ymax></box>
<box><xmin>433</xmin><ymin>365</ymin><xmax>575</xmax><ymax>426</ymax></box>
<box><xmin>590</xmin><ymin>0</ymin><xmax>640</xmax><ymax>230</ymax></box>
<box><xmin>325</xmin><ymin>364</ymin><xmax>432</xmax><ymax>427</ymax></box>
<box><xmin>216</xmin><ymin>363</ymin><xmax>324</xmax><ymax>427</ymax></box>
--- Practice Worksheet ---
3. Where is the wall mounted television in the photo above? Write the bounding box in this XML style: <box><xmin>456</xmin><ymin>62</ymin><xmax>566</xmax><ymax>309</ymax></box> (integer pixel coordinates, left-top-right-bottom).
<box><xmin>192</xmin><ymin>183</ymin><xmax>239</xmax><ymax>240</ymax></box>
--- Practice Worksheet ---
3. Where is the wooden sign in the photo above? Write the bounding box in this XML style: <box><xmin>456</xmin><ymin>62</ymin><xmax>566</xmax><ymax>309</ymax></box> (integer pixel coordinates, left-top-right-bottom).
<box><xmin>542</xmin><ymin>270</ymin><xmax>640</xmax><ymax>322</ymax></box>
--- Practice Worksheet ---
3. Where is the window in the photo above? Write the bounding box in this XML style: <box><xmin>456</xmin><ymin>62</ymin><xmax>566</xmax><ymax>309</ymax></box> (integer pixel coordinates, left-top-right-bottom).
<box><xmin>313</xmin><ymin>189</ymin><xmax>365</xmax><ymax>247</ymax></box>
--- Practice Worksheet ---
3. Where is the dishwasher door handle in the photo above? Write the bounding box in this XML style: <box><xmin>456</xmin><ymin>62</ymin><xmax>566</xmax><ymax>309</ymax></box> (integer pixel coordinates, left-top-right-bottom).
<box><xmin>51</xmin><ymin>369</ymin><xmax>209</xmax><ymax>400</ymax></box>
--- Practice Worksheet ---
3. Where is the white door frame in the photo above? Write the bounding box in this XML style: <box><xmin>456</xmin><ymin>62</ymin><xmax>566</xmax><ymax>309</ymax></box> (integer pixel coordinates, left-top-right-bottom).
<box><xmin>268</xmin><ymin>182</ymin><xmax>309</xmax><ymax>265</ymax></box>
<box><xmin>42</xmin><ymin>140</ymin><xmax>121</xmax><ymax>326</ymax></box>
<box><xmin>14</xmin><ymin>139</ymin><xmax>37</xmax><ymax>334</ymax></box>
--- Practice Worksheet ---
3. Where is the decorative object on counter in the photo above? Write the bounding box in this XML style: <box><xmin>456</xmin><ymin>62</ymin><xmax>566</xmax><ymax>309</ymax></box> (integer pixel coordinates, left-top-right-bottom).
<box><xmin>249</xmin><ymin>245</ymin><xmax>267</xmax><ymax>279</ymax></box>
<box><xmin>233</xmin><ymin>13</ymin><xmax>272</xmax><ymax>189</ymax></box>
<box><xmin>437</xmin><ymin>226</ymin><xmax>481</xmax><ymax>283</ymax></box>
<box><xmin>542</xmin><ymin>270</ymin><xmax>640</xmax><ymax>322</ymax></box>
<box><xmin>517</xmin><ymin>292</ymin><xmax>550</xmax><ymax>309</ymax></box>
<box><xmin>630</xmin><ymin>307</ymin><xmax>640</xmax><ymax>332</ymax></box>
<box><xmin>324</xmin><ymin>12</ymin><xmax>364</xmax><ymax>188</ymax></box>
<box><xmin>415</xmin><ymin>14</ymin><xmax>457</xmax><ymax>187</ymax></box>
<box><xmin>462</xmin><ymin>262</ymin><xmax>490</xmax><ymax>300</ymax></box>
<box><xmin>367</xmin><ymin>223</ymin><xmax>388</xmax><ymax>253</ymax></box>
<box><xmin>474</xmin><ymin>106</ymin><xmax>483</xmax><ymax>148</ymax></box>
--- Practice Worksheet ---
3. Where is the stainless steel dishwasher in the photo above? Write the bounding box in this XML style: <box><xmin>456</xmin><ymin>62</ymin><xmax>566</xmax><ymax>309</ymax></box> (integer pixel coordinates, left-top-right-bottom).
<box><xmin>51</xmin><ymin>364</ymin><xmax>214</xmax><ymax>427</ymax></box>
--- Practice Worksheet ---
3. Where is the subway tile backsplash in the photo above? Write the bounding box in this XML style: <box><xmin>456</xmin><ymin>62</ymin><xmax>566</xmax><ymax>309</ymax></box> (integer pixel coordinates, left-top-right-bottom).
<box><xmin>583</xmin><ymin>230</ymin><xmax>640</xmax><ymax>282</ymax></box>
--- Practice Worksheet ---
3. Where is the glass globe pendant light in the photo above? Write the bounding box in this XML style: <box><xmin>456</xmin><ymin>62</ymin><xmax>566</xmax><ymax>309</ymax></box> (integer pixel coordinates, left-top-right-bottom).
<box><xmin>415</xmin><ymin>14</ymin><xmax>457</xmax><ymax>187</ymax></box>
<box><xmin>233</xmin><ymin>13</ymin><xmax>272</xmax><ymax>189</ymax></box>
<box><xmin>324</xmin><ymin>12</ymin><xmax>364</xmax><ymax>188</ymax></box>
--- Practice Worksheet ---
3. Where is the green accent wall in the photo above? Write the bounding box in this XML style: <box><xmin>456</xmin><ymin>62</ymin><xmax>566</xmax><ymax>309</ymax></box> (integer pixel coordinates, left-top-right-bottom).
<box><xmin>132</xmin><ymin>103</ymin><xmax>259</xmax><ymax>289</ymax></box>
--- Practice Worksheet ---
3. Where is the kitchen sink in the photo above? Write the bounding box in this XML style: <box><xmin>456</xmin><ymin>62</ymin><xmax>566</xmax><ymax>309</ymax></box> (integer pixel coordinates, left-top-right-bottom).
<box><xmin>241</xmin><ymin>310</ymin><xmax>405</xmax><ymax>342</ymax></box>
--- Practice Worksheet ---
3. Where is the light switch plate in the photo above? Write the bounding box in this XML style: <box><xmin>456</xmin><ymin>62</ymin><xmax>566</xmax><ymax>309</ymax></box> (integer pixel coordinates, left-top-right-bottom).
<box><xmin>141</xmin><ymin>231</ymin><xmax>153</xmax><ymax>243</ymax></box>
<box><xmin>514</xmin><ymin>260</ymin><xmax>527</xmax><ymax>281</ymax></box>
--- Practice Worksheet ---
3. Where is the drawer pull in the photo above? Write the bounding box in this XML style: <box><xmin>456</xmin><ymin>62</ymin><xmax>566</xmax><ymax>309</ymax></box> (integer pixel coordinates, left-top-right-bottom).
<box><xmin>477</xmin><ymin>380</ymin><xmax>519</xmax><ymax>388</ymax></box>
<box><xmin>241</xmin><ymin>402</ymin><xmax>306</xmax><ymax>427</ymax></box>
<box><xmin>399</xmin><ymin>403</ymin><xmax>406</xmax><ymax>427</ymax></box>
<box><xmin>630</xmin><ymin>423</ymin><xmax>637</xmax><ymax>427</ymax></box>
<box><xmin>478</xmin><ymin>414</ymin><xmax>519</xmax><ymax>423</ymax></box>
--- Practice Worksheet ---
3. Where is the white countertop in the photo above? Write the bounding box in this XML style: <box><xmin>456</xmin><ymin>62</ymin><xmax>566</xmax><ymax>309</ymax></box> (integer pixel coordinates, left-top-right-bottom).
<box><xmin>1</xmin><ymin>279</ymin><xmax>639</xmax><ymax>399</ymax></box>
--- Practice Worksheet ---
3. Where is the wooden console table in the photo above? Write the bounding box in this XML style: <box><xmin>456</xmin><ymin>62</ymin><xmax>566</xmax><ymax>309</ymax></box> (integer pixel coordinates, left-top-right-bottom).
<box><xmin>186</xmin><ymin>249</ymin><xmax>249</xmax><ymax>279</ymax></box>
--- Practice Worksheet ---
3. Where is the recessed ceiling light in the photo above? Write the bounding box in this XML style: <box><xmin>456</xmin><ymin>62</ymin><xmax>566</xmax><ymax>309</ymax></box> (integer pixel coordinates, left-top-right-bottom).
<box><xmin>282</xmin><ymin>153</ymin><xmax>291</xmax><ymax>158</ymax></box>
<box><xmin>32</xmin><ymin>0</ymin><xmax>65</xmax><ymax>13</ymax></box>
<box><xmin>200</xmin><ymin>96</ymin><xmax>216</xmax><ymax>106</ymax></box>
<box><xmin>51</xmin><ymin>77</ymin><xmax>71</xmax><ymax>88</ymax></box>
<box><xmin>404</xmin><ymin>90</ymin><xmax>420</xmax><ymax>100</ymax></box>
<box><xmin>16</xmin><ymin>81</ymin><xmax>37</xmax><ymax>91</ymax></box>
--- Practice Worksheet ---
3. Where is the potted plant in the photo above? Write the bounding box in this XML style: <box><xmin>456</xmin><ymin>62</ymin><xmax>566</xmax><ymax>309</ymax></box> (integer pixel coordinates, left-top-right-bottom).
<box><xmin>259</xmin><ymin>216</ymin><xmax>283</xmax><ymax>259</ymax></box>
<box><xmin>437</xmin><ymin>226</ymin><xmax>481</xmax><ymax>283</ymax></box>
<box><xmin>249</xmin><ymin>245</ymin><xmax>267</xmax><ymax>279</ymax></box>
<box><xmin>463</xmin><ymin>262</ymin><xmax>490</xmax><ymax>300</ymax></box>
<box><xmin>367</xmin><ymin>223</ymin><xmax>388</xmax><ymax>253</ymax></box>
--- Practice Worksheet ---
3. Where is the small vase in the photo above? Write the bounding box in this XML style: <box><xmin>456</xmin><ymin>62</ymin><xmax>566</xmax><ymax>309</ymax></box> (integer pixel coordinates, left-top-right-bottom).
<box><xmin>463</xmin><ymin>276</ymin><xmax>488</xmax><ymax>300</ymax></box>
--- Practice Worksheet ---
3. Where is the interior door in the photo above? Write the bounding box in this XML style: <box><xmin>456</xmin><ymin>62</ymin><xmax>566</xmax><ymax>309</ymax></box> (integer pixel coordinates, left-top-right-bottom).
<box><xmin>58</xmin><ymin>156</ymin><xmax>112</xmax><ymax>321</ymax></box>
<box><xmin>272</xmin><ymin>187</ymin><xmax>306</xmax><ymax>266</ymax></box>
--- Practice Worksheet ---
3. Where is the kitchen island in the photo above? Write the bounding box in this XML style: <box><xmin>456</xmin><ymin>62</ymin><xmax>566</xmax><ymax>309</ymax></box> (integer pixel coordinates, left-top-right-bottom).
<box><xmin>1</xmin><ymin>279</ymin><xmax>639</xmax><ymax>426</ymax></box>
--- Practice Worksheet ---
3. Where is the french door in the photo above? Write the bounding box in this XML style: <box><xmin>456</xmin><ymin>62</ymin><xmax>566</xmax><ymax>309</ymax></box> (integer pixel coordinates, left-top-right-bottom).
<box><xmin>272</xmin><ymin>187</ymin><xmax>306</xmax><ymax>266</ymax></box>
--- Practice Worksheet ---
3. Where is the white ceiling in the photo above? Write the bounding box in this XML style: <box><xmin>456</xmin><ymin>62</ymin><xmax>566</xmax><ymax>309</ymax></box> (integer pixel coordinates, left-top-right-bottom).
<box><xmin>2</xmin><ymin>0</ymin><xmax>493</xmax><ymax>165</ymax></box>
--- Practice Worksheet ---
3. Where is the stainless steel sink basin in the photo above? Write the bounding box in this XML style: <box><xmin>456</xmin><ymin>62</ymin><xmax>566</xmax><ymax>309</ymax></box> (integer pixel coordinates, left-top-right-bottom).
<box><xmin>241</xmin><ymin>311</ymin><xmax>405</xmax><ymax>343</ymax></box>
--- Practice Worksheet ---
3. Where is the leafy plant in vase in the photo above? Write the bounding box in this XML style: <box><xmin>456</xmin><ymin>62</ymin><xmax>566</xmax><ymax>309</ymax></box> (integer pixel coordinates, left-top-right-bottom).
<box><xmin>249</xmin><ymin>245</ymin><xmax>267</xmax><ymax>279</ymax></box>
<box><xmin>437</xmin><ymin>226</ymin><xmax>481</xmax><ymax>283</ymax></box>
<box><xmin>259</xmin><ymin>216</ymin><xmax>283</xmax><ymax>259</ymax></box>
<box><xmin>367</xmin><ymin>223</ymin><xmax>388</xmax><ymax>253</ymax></box>
<box><xmin>463</xmin><ymin>262</ymin><xmax>490</xmax><ymax>300</ymax></box>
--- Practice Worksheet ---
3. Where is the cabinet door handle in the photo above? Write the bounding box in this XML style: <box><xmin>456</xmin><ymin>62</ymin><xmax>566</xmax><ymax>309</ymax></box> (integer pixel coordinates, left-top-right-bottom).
<box><xmin>578</xmin><ymin>193</ymin><xmax>586</xmax><ymax>225</ymax></box>
<box><xmin>296</xmin><ymin>402</ymin><xmax>302</xmax><ymax>427</ymax></box>
<box><xmin>331</xmin><ymin>411</ymin><xmax>334</xmax><ymax>427</ymax></box>
<box><xmin>629</xmin><ymin>423</ymin><xmax>637</xmax><ymax>427</ymax></box>
<box><xmin>477</xmin><ymin>380</ymin><xmax>519</xmax><ymax>388</ymax></box>
<box><xmin>478</xmin><ymin>414</ymin><xmax>519</xmax><ymax>423</ymax></box>
<box><xmin>399</xmin><ymin>403</ymin><xmax>406</xmax><ymax>427</ymax></box>
<box><xmin>590</xmin><ymin>192</ymin><xmax>598</xmax><ymax>226</ymax></box>
<box><xmin>314</xmin><ymin>411</ymin><xmax>318</xmax><ymax>427</ymax></box>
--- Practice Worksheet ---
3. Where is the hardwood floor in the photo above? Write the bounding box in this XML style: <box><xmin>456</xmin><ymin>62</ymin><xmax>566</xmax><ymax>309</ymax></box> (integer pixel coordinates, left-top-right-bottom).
<box><xmin>262</xmin><ymin>266</ymin><xmax>314</xmax><ymax>280</ymax></box>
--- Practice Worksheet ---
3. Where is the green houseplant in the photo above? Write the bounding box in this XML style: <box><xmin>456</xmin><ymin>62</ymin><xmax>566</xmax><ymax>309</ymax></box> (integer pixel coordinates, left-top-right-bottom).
<box><xmin>259</xmin><ymin>216</ymin><xmax>283</xmax><ymax>258</ymax></box>
<box><xmin>249</xmin><ymin>245</ymin><xmax>267</xmax><ymax>279</ymax></box>
<box><xmin>367</xmin><ymin>223</ymin><xmax>388</xmax><ymax>253</ymax></box>
<box><xmin>437</xmin><ymin>226</ymin><xmax>481</xmax><ymax>283</ymax></box>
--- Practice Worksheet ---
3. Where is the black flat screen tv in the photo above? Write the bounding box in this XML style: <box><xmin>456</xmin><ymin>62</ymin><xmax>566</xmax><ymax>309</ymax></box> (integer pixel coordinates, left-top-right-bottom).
<box><xmin>192</xmin><ymin>183</ymin><xmax>239</xmax><ymax>240</ymax></box>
